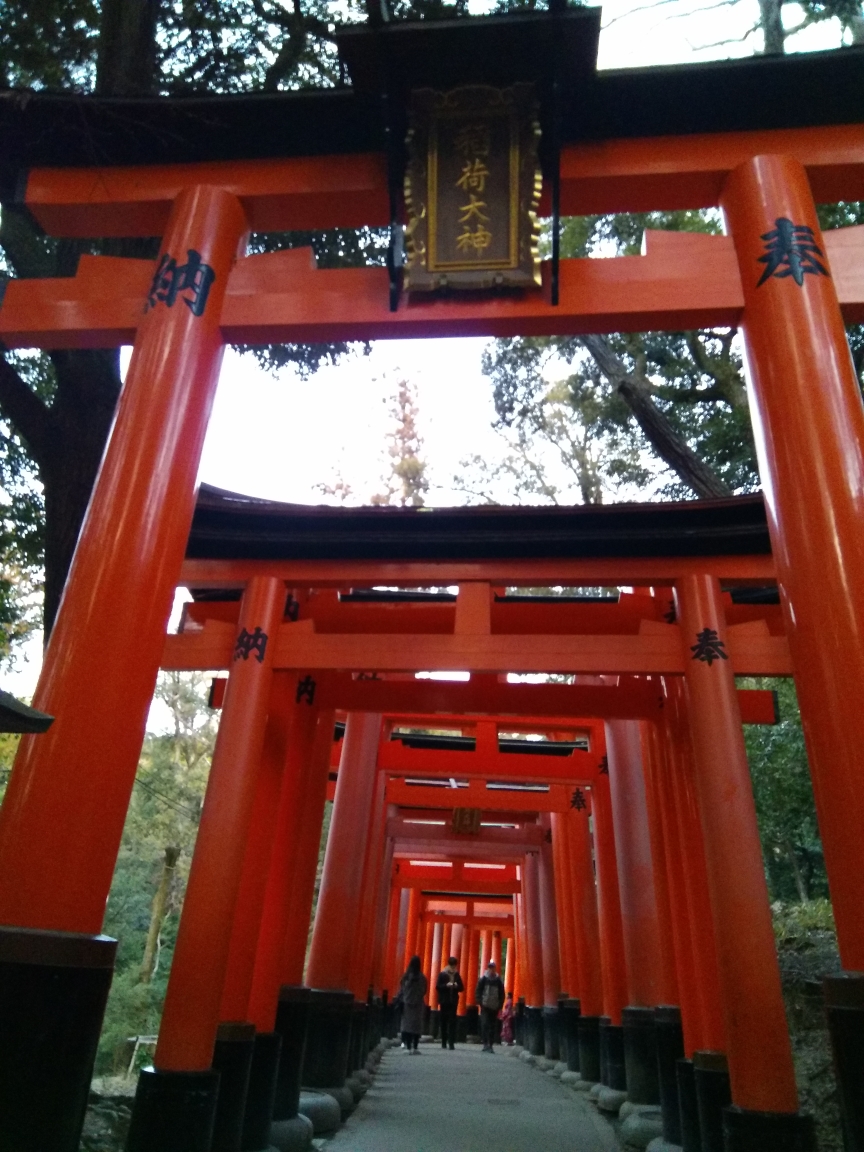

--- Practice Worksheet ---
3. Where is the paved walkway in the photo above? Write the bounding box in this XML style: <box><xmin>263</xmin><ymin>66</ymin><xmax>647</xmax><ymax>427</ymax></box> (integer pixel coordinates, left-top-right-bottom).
<box><xmin>326</xmin><ymin>1044</ymin><xmax>619</xmax><ymax>1152</ymax></box>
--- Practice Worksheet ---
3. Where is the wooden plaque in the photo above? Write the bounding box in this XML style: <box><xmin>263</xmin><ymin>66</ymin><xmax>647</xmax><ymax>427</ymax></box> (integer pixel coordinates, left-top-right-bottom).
<box><xmin>404</xmin><ymin>85</ymin><xmax>542</xmax><ymax>292</ymax></box>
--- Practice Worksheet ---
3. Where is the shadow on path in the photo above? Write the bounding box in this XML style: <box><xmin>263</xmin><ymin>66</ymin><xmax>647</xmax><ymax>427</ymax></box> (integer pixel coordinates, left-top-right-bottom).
<box><xmin>326</xmin><ymin>1045</ymin><xmax>619</xmax><ymax>1152</ymax></box>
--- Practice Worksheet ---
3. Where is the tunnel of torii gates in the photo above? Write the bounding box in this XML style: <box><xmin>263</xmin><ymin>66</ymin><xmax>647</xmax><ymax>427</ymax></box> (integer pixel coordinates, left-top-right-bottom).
<box><xmin>4</xmin><ymin>8</ymin><xmax>864</xmax><ymax>1152</ymax></box>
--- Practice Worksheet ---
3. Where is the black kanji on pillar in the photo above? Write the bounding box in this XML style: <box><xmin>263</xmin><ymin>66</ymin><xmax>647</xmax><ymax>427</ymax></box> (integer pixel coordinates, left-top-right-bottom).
<box><xmin>233</xmin><ymin>626</ymin><xmax>268</xmax><ymax>663</ymax></box>
<box><xmin>756</xmin><ymin>218</ymin><xmax>829</xmax><ymax>288</ymax></box>
<box><xmin>296</xmin><ymin>675</ymin><xmax>317</xmax><ymax>704</ymax></box>
<box><xmin>570</xmin><ymin>788</ymin><xmax>587</xmax><ymax>811</ymax></box>
<box><xmin>147</xmin><ymin>248</ymin><xmax>217</xmax><ymax>316</ymax></box>
<box><xmin>598</xmin><ymin>755</ymin><xmax>609</xmax><ymax>776</ymax></box>
<box><xmin>690</xmin><ymin>627</ymin><xmax>728</xmax><ymax>666</ymax></box>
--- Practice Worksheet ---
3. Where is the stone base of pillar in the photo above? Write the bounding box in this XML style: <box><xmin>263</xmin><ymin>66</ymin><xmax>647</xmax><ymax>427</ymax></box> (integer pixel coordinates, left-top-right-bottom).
<box><xmin>654</xmin><ymin>1007</ymin><xmax>684</xmax><ymax>1147</ymax></box>
<box><xmin>430</xmin><ymin>1009</ymin><xmax>440</xmax><ymax>1039</ymax></box>
<box><xmin>269</xmin><ymin>1112</ymin><xmax>313</xmax><ymax>1152</ymax></box>
<box><xmin>623</xmin><ymin>1006</ymin><xmax>660</xmax><ymax>1105</ymax></box>
<box><xmin>273</xmin><ymin>986</ymin><xmax>312</xmax><ymax>1121</ymax></box>
<box><xmin>675</xmin><ymin>1058</ymin><xmax>700</xmax><ymax>1152</ymax></box>
<box><xmin>0</xmin><ymin>926</ymin><xmax>116</xmax><ymax>1152</ymax></box>
<box><xmin>559</xmin><ymin>998</ymin><xmax>581</xmax><ymax>1073</ymax></box>
<box><xmin>619</xmin><ymin>1104</ymin><xmax>664</xmax><ymax>1148</ymax></box>
<box><xmin>525</xmin><ymin>1006</ymin><xmax>545</xmax><ymax>1056</ymax></box>
<box><xmin>312</xmin><ymin>1085</ymin><xmax>354</xmax><ymax>1119</ymax></box>
<box><xmin>456</xmin><ymin>1013</ymin><xmax>468</xmax><ymax>1042</ymax></box>
<box><xmin>242</xmin><ymin>1032</ymin><xmax>282</xmax><ymax>1152</ymax></box>
<box><xmin>646</xmin><ymin>1138</ymin><xmax>685</xmax><ymax>1152</ymax></box>
<box><xmin>596</xmin><ymin>1086</ymin><xmax>629</xmax><ymax>1114</ymax></box>
<box><xmin>300</xmin><ymin>990</ymin><xmax>354</xmax><ymax>1091</ymax></box>
<box><xmin>296</xmin><ymin>1090</ymin><xmax>340</xmax><ymax>1134</ymax></box>
<box><xmin>599</xmin><ymin>1017</ymin><xmax>626</xmax><ymax>1091</ymax></box>
<box><xmin>212</xmin><ymin>1022</ymin><xmax>256</xmax><ymax>1152</ymax></box>
<box><xmin>542</xmin><ymin>1006</ymin><xmax>560</xmax><ymax>1060</ymax></box>
<box><xmin>126</xmin><ymin>1068</ymin><xmax>220</xmax><ymax>1152</ymax></box>
<box><xmin>348</xmin><ymin>1002</ymin><xmax>367</xmax><ymax>1075</ymax></box>
<box><xmin>824</xmin><ymin>971</ymin><xmax>864</xmax><ymax>1149</ymax></box>
<box><xmin>722</xmin><ymin>1106</ymin><xmax>817</xmax><ymax>1152</ymax></box>
<box><xmin>693</xmin><ymin>1049</ymin><xmax>731</xmax><ymax>1151</ymax></box>
<box><xmin>577</xmin><ymin>1015</ymin><xmax>601</xmax><ymax>1083</ymax></box>
<box><xmin>515</xmin><ymin>998</ymin><xmax>526</xmax><ymax>1046</ymax></box>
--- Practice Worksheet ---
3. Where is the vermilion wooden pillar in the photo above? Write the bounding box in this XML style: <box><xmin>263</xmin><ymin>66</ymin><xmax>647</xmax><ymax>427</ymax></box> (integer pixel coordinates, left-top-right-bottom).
<box><xmin>465</xmin><ymin>928</ymin><xmax>480</xmax><ymax>1007</ymax></box>
<box><xmin>646</xmin><ymin>718</ymin><xmax>702</xmax><ymax>1057</ymax></box>
<box><xmin>219</xmin><ymin>672</ymin><xmax>297</xmax><ymax>1024</ymax></box>
<box><xmin>350</xmin><ymin>774</ymin><xmax>389</xmax><ymax>999</ymax></box>
<box><xmin>370</xmin><ymin>832</ymin><xmax>396</xmax><ymax>997</ymax></box>
<box><xmin>430</xmin><ymin>921</ymin><xmax>444</xmax><ymax>1008</ymax></box>
<box><xmin>401</xmin><ymin>889</ymin><xmax>422</xmax><ymax>973</ymax></box>
<box><xmin>639</xmin><ymin>723</ymin><xmax>679</xmax><ymax>1005</ymax></box>
<box><xmin>261</xmin><ymin>707</ymin><xmax>334</xmax><ymax>995</ymax></box>
<box><xmin>566</xmin><ymin>805</ymin><xmax>603</xmax><ymax>1018</ymax></box>
<box><xmin>503</xmin><ymin>935</ymin><xmax>515</xmax><ymax>996</ymax></box>
<box><xmin>592</xmin><ymin>763</ymin><xmax>628</xmax><ymax>1028</ymax></box>
<box><xmin>422</xmin><ymin>920</ymin><xmax>436</xmax><ymax>992</ymax></box>
<box><xmin>675</xmin><ymin>573</ymin><xmax>810</xmax><ymax>1146</ymax></box>
<box><xmin>382</xmin><ymin>882</ymin><xmax>403</xmax><ymax>1001</ymax></box>
<box><xmin>306</xmin><ymin>713</ymin><xmax>383</xmax><ymax>989</ymax></box>
<box><xmin>663</xmin><ymin>679</ymin><xmax>726</xmax><ymax>1056</ymax></box>
<box><xmin>392</xmin><ymin>889</ymin><xmax>410</xmax><ymax>994</ymax></box>
<box><xmin>538</xmin><ymin>815</ymin><xmax>563</xmax><ymax>1058</ymax></box>
<box><xmin>480</xmin><ymin>929</ymin><xmax>492</xmax><ymax>970</ymax></box>
<box><xmin>550</xmin><ymin>811</ymin><xmax>579</xmax><ymax>998</ymax></box>
<box><xmin>605</xmin><ymin>720</ymin><xmax>667</xmax><ymax>1010</ymax></box>
<box><xmin>491</xmin><ymin>931</ymin><xmax>502</xmax><ymax>971</ymax></box>
<box><xmin>247</xmin><ymin>705</ymin><xmax>334</xmax><ymax>1027</ymax></box>
<box><xmin>154</xmin><ymin>575</ymin><xmax>286</xmax><ymax>1071</ymax></box>
<box><xmin>521</xmin><ymin>851</ymin><xmax>546</xmax><ymax>1056</ymax></box>
<box><xmin>722</xmin><ymin>154</ymin><xmax>864</xmax><ymax>974</ymax></box>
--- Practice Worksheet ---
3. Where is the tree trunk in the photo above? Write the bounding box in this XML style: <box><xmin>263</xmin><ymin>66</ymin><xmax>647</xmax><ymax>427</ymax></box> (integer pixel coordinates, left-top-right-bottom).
<box><xmin>783</xmin><ymin>838</ymin><xmax>810</xmax><ymax>903</ymax></box>
<box><xmin>97</xmin><ymin>0</ymin><xmax>161</xmax><ymax>96</ymax></box>
<box><xmin>759</xmin><ymin>0</ymin><xmax>786</xmax><ymax>54</ymax></box>
<box><xmin>579</xmin><ymin>335</ymin><xmax>732</xmax><ymax>499</ymax></box>
<box><xmin>140</xmin><ymin>846</ymin><xmax>181</xmax><ymax>984</ymax></box>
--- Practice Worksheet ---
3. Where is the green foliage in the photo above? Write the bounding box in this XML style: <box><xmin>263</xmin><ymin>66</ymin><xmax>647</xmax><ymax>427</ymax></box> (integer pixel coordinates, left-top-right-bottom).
<box><xmin>0</xmin><ymin>0</ymin><xmax>99</xmax><ymax>90</ymax></box>
<box><xmin>95</xmin><ymin>672</ymin><xmax>217</xmax><ymax>1073</ymax></box>
<box><xmin>477</xmin><ymin>210</ymin><xmax>759</xmax><ymax>504</ymax></box>
<box><xmin>742</xmin><ymin>677</ymin><xmax>827</xmax><ymax>902</ymax></box>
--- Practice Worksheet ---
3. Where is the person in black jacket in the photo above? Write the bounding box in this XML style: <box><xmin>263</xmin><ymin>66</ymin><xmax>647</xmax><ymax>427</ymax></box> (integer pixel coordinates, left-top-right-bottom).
<box><xmin>435</xmin><ymin>956</ymin><xmax>464</xmax><ymax>1050</ymax></box>
<box><xmin>476</xmin><ymin>961</ymin><xmax>506</xmax><ymax>1053</ymax></box>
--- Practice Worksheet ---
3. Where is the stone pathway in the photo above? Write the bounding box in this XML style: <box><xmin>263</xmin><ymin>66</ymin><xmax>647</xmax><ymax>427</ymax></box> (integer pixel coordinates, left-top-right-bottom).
<box><xmin>326</xmin><ymin>1044</ymin><xmax>619</xmax><ymax>1152</ymax></box>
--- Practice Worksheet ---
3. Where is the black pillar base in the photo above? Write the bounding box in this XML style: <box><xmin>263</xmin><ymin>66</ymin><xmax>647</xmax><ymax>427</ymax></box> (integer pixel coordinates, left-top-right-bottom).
<box><xmin>677</xmin><ymin>1059</ymin><xmax>705</xmax><ymax>1152</ymax></box>
<box><xmin>126</xmin><ymin>1068</ymin><xmax>220</xmax><ymax>1152</ymax></box>
<box><xmin>274</xmin><ymin>986</ymin><xmax>311</xmax><ymax>1120</ymax></box>
<box><xmin>654</xmin><ymin>1006</ymin><xmax>684</xmax><ymax>1146</ymax></box>
<box><xmin>0</xmin><ymin>925</ymin><xmax>116</xmax><ymax>1152</ymax></box>
<box><xmin>577</xmin><ymin>1015</ymin><xmax>601</xmax><ymax>1082</ymax></box>
<box><xmin>694</xmin><ymin>1050</ymin><xmax>731</xmax><ymax>1152</ymax></box>
<box><xmin>430</xmin><ymin>1009</ymin><xmax>440</xmax><ymax>1040</ymax></box>
<box><xmin>242</xmin><ymin>1032</ymin><xmax>282</xmax><ymax>1152</ymax></box>
<box><xmin>515</xmin><ymin>997</ymin><xmax>526</xmax><ymax>1047</ymax></box>
<box><xmin>542</xmin><ymin>1006</ymin><xmax>560</xmax><ymax>1060</ymax></box>
<box><xmin>456</xmin><ymin>1013</ymin><xmax>468</xmax><ymax>1043</ymax></box>
<box><xmin>525</xmin><ymin>1006</ymin><xmax>545</xmax><ymax>1056</ymax></box>
<box><xmin>599</xmin><ymin>1017</ymin><xmax>626</xmax><ymax>1091</ymax></box>
<box><xmin>301</xmin><ymin>989</ymin><xmax>354</xmax><ymax>1091</ymax></box>
<box><xmin>212</xmin><ymin>1022</ymin><xmax>256</xmax><ymax>1152</ymax></box>
<box><xmin>723</xmin><ymin>1105</ymin><xmax>817</xmax><ymax>1152</ymax></box>
<box><xmin>559</xmin><ymin>999</ymin><xmax>581</xmax><ymax>1073</ymax></box>
<box><xmin>824</xmin><ymin>971</ymin><xmax>864</xmax><ymax>1151</ymax></box>
<box><xmin>622</xmin><ymin>1005</ymin><xmax>660</xmax><ymax>1105</ymax></box>
<box><xmin>348</xmin><ymin>1002</ymin><xmax>366</xmax><ymax>1073</ymax></box>
<box><xmin>676</xmin><ymin>1058</ymin><xmax>701</xmax><ymax>1152</ymax></box>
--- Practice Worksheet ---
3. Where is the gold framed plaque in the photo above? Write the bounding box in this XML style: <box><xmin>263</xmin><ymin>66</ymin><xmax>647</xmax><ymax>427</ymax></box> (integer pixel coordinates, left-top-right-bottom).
<box><xmin>404</xmin><ymin>84</ymin><xmax>542</xmax><ymax>292</ymax></box>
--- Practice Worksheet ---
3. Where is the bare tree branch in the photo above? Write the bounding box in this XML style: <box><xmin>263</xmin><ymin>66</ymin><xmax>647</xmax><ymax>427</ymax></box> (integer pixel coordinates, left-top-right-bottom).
<box><xmin>0</xmin><ymin>357</ymin><xmax>56</xmax><ymax>469</ymax></box>
<box><xmin>579</xmin><ymin>334</ymin><xmax>732</xmax><ymax>499</ymax></box>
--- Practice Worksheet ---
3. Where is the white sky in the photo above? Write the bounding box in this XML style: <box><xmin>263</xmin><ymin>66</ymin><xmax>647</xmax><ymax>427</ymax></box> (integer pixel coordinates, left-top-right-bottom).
<box><xmin>0</xmin><ymin>0</ymin><xmax>849</xmax><ymax>701</ymax></box>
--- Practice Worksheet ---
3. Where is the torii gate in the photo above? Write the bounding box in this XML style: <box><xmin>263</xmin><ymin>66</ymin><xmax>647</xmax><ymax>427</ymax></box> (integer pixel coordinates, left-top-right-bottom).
<box><xmin>0</xmin><ymin>8</ymin><xmax>863</xmax><ymax>1151</ymax></box>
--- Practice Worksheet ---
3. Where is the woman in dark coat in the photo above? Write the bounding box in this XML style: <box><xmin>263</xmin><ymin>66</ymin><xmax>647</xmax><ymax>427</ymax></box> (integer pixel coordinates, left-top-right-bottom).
<box><xmin>399</xmin><ymin>955</ymin><xmax>429</xmax><ymax>1053</ymax></box>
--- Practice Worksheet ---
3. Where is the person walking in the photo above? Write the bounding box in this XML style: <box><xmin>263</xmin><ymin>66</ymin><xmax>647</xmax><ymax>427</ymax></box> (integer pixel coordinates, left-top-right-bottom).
<box><xmin>476</xmin><ymin>960</ymin><xmax>506</xmax><ymax>1053</ymax></box>
<box><xmin>500</xmin><ymin>991</ymin><xmax>515</xmax><ymax>1046</ymax></box>
<box><xmin>435</xmin><ymin>955</ymin><xmax>464</xmax><ymax>1051</ymax></box>
<box><xmin>399</xmin><ymin>954</ymin><xmax>428</xmax><ymax>1054</ymax></box>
